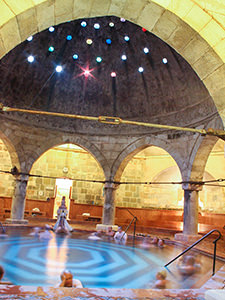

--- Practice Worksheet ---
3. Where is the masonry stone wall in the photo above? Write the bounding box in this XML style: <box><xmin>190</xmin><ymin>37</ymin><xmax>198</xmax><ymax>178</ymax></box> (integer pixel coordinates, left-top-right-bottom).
<box><xmin>0</xmin><ymin>120</ymin><xmax>224</xmax><ymax>213</ymax></box>
<box><xmin>0</xmin><ymin>140</ymin><xmax>14</xmax><ymax>197</ymax></box>
<box><xmin>27</xmin><ymin>146</ymin><xmax>105</xmax><ymax>205</ymax></box>
<box><xmin>116</xmin><ymin>148</ymin><xmax>183</xmax><ymax>209</ymax></box>
<box><xmin>200</xmin><ymin>146</ymin><xmax>225</xmax><ymax>213</ymax></box>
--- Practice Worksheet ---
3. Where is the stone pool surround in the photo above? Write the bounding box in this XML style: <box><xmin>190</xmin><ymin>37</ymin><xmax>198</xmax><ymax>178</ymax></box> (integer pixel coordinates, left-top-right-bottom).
<box><xmin>0</xmin><ymin>223</ymin><xmax>224</xmax><ymax>299</ymax></box>
<box><xmin>0</xmin><ymin>285</ymin><xmax>206</xmax><ymax>299</ymax></box>
<box><xmin>0</xmin><ymin>269</ymin><xmax>224</xmax><ymax>300</ymax></box>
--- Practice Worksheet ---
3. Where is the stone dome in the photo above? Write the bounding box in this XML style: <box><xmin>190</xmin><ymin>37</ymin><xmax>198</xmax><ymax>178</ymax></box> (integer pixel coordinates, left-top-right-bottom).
<box><xmin>0</xmin><ymin>16</ymin><xmax>222</xmax><ymax>135</ymax></box>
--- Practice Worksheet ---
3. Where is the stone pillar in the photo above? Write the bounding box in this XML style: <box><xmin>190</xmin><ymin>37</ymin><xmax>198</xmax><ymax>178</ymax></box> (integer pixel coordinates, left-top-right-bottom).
<box><xmin>96</xmin><ymin>182</ymin><xmax>119</xmax><ymax>231</ymax></box>
<box><xmin>6</xmin><ymin>174</ymin><xmax>29</xmax><ymax>224</ymax></box>
<box><xmin>102</xmin><ymin>182</ymin><xmax>118</xmax><ymax>225</ymax></box>
<box><xmin>175</xmin><ymin>184</ymin><xmax>202</xmax><ymax>242</ymax></box>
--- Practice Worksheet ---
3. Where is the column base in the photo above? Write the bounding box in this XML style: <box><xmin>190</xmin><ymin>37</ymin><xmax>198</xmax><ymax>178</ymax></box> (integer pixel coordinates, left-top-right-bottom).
<box><xmin>96</xmin><ymin>224</ymin><xmax>118</xmax><ymax>231</ymax></box>
<box><xmin>175</xmin><ymin>233</ymin><xmax>201</xmax><ymax>243</ymax></box>
<box><xmin>6</xmin><ymin>218</ymin><xmax>28</xmax><ymax>224</ymax></box>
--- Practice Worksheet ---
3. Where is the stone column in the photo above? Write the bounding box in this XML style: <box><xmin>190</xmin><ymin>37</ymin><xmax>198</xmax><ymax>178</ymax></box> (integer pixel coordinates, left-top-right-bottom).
<box><xmin>6</xmin><ymin>174</ymin><xmax>29</xmax><ymax>224</ymax></box>
<box><xmin>102</xmin><ymin>182</ymin><xmax>118</xmax><ymax>225</ymax></box>
<box><xmin>175</xmin><ymin>184</ymin><xmax>202</xmax><ymax>242</ymax></box>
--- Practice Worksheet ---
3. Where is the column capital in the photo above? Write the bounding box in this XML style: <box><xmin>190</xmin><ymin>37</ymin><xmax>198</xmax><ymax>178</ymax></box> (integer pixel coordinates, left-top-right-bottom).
<box><xmin>14</xmin><ymin>174</ymin><xmax>29</xmax><ymax>183</ymax></box>
<box><xmin>182</xmin><ymin>183</ymin><xmax>203</xmax><ymax>191</ymax></box>
<box><xmin>104</xmin><ymin>182</ymin><xmax>119</xmax><ymax>189</ymax></box>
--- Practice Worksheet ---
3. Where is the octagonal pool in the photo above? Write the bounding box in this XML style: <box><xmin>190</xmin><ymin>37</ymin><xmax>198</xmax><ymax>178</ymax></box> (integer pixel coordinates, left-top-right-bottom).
<box><xmin>0</xmin><ymin>229</ymin><xmax>223</xmax><ymax>289</ymax></box>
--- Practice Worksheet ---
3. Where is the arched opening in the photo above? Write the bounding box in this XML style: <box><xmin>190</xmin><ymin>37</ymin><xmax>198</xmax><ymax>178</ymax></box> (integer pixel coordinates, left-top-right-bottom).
<box><xmin>199</xmin><ymin>139</ymin><xmax>225</xmax><ymax>213</ymax></box>
<box><xmin>26</xmin><ymin>143</ymin><xmax>105</xmax><ymax>218</ymax></box>
<box><xmin>0</xmin><ymin>138</ymin><xmax>15</xmax><ymax>198</ymax></box>
<box><xmin>115</xmin><ymin>146</ymin><xmax>183</xmax><ymax>230</ymax></box>
<box><xmin>0</xmin><ymin>136</ymin><xmax>21</xmax><ymax>219</ymax></box>
<box><xmin>54</xmin><ymin>178</ymin><xmax>73</xmax><ymax>218</ymax></box>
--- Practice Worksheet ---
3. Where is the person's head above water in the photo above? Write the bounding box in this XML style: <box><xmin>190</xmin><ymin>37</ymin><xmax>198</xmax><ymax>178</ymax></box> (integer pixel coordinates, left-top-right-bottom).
<box><xmin>156</xmin><ymin>270</ymin><xmax>167</xmax><ymax>280</ymax></box>
<box><xmin>0</xmin><ymin>265</ymin><xmax>4</xmax><ymax>280</ymax></box>
<box><xmin>118</xmin><ymin>226</ymin><xmax>123</xmax><ymax>232</ymax></box>
<box><xmin>60</xmin><ymin>270</ymin><xmax>73</xmax><ymax>287</ymax></box>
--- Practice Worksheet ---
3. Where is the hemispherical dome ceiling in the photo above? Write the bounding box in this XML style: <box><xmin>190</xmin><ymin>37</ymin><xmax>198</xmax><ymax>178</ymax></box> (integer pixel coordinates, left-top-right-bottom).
<box><xmin>0</xmin><ymin>16</ymin><xmax>221</xmax><ymax>134</ymax></box>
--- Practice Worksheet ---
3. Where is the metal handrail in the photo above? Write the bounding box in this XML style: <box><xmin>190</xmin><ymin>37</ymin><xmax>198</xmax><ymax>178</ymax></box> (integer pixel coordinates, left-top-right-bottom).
<box><xmin>164</xmin><ymin>229</ymin><xmax>221</xmax><ymax>275</ymax></box>
<box><xmin>121</xmin><ymin>209</ymin><xmax>138</xmax><ymax>243</ymax></box>
<box><xmin>0</xmin><ymin>222</ymin><xmax>6</xmax><ymax>234</ymax></box>
<box><xmin>121</xmin><ymin>216</ymin><xmax>137</xmax><ymax>242</ymax></box>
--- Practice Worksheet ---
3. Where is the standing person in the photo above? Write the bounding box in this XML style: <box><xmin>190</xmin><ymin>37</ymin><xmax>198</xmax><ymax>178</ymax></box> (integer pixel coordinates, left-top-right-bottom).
<box><xmin>114</xmin><ymin>226</ymin><xmax>127</xmax><ymax>244</ymax></box>
<box><xmin>54</xmin><ymin>196</ymin><xmax>73</xmax><ymax>233</ymax></box>
<box><xmin>58</xmin><ymin>270</ymin><xmax>83</xmax><ymax>288</ymax></box>
<box><xmin>55</xmin><ymin>210</ymin><xmax>71</xmax><ymax>234</ymax></box>
<box><xmin>57</xmin><ymin>196</ymin><xmax>68</xmax><ymax>216</ymax></box>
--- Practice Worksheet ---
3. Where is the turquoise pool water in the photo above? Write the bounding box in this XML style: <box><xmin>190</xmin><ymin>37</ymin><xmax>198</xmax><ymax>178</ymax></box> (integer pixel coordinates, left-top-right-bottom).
<box><xmin>0</xmin><ymin>229</ymin><xmax>223</xmax><ymax>289</ymax></box>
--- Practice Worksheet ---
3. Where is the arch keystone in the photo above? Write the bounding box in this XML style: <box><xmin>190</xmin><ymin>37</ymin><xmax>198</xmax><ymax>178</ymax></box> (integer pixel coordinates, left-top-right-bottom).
<box><xmin>121</xmin><ymin>0</ymin><xmax>146</xmax><ymax>22</ymax></box>
<box><xmin>89</xmin><ymin>0</ymin><xmax>111</xmax><ymax>17</ymax></box>
<box><xmin>73</xmin><ymin>0</ymin><xmax>92</xmax><ymax>19</ymax></box>
<box><xmin>167</xmin><ymin>18</ymin><xmax>196</xmax><ymax>51</ymax></box>
<box><xmin>192</xmin><ymin>48</ymin><xmax>224</xmax><ymax>80</ymax></box>
<box><xmin>36</xmin><ymin>1</ymin><xmax>55</xmax><ymax>32</ymax></box>
<box><xmin>17</xmin><ymin>7</ymin><xmax>38</xmax><ymax>41</ymax></box>
<box><xmin>0</xmin><ymin>34</ymin><xmax>6</xmax><ymax>59</ymax></box>
<box><xmin>152</xmin><ymin>10</ymin><xmax>178</xmax><ymax>42</ymax></box>
<box><xmin>137</xmin><ymin>2</ymin><xmax>165</xmax><ymax>31</ymax></box>
<box><xmin>203</xmin><ymin>64</ymin><xmax>225</xmax><ymax>94</ymax></box>
<box><xmin>182</xmin><ymin>34</ymin><xmax>210</xmax><ymax>65</ymax></box>
<box><xmin>55</xmin><ymin>0</ymin><xmax>74</xmax><ymax>24</ymax></box>
<box><xmin>0</xmin><ymin>18</ymin><xmax>21</xmax><ymax>54</ymax></box>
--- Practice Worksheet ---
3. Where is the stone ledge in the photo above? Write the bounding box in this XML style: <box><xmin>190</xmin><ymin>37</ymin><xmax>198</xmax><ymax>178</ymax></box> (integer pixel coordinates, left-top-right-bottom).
<box><xmin>174</xmin><ymin>233</ymin><xmax>201</xmax><ymax>243</ymax></box>
<box><xmin>96</xmin><ymin>224</ymin><xmax>118</xmax><ymax>231</ymax></box>
<box><xmin>5</xmin><ymin>218</ymin><xmax>28</xmax><ymax>224</ymax></box>
<box><xmin>205</xmin><ymin>289</ymin><xmax>225</xmax><ymax>300</ymax></box>
<box><xmin>0</xmin><ymin>285</ymin><xmax>206</xmax><ymax>299</ymax></box>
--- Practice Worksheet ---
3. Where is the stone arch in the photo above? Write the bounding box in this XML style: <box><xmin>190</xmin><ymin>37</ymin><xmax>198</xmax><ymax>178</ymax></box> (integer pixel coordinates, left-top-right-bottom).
<box><xmin>0</xmin><ymin>130</ymin><xmax>20</xmax><ymax>170</ymax></box>
<box><xmin>187</xmin><ymin>135</ymin><xmax>219</xmax><ymax>182</ymax></box>
<box><xmin>112</xmin><ymin>136</ymin><xmax>183</xmax><ymax>182</ymax></box>
<box><xmin>24</xmin><ymin>135</ymin><xmax>109</xmax><ymax>179</ymax></box>
<box><xmin>199</xmin><ymin>157</ymin><xmax>225</xmax><ymax>213</ymax></box>
<box><xmin>114</xmin><ymin>143</ymin><xmax>184</xmax><ymax>210</ymax></box>
<box><xmin>152</xmin><ymin>165</ymin><xmax>182</xmax><ymax>182</ymax></box>
<box><xmin>0</xmin><ymin>0</ymin><xmax>224</xmax><ymax>125</ymax></box>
